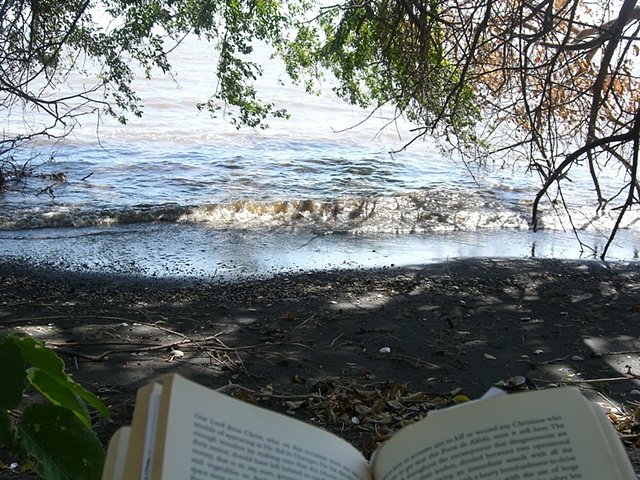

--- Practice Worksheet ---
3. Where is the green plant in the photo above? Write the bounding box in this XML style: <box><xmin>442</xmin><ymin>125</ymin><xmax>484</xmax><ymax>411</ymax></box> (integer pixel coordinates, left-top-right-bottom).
<box><xmin>0</xmin><ymin>333</ymin><xmax>109</xmax><ymax>479</ymax></box>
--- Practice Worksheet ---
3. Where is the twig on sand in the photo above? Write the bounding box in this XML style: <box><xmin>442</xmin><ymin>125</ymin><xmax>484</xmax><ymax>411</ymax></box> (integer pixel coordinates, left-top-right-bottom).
<box><xmin>217</xmin><ymin>383</ymin><xmax>326</xmax><ymax>401</ymax></box>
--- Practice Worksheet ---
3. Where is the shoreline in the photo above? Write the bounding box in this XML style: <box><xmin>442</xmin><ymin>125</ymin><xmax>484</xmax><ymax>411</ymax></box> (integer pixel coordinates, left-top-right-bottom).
<box><xmin>2</xmin><ymin>226</ymin><xmax>640</xmax><ymax>281</ymax></box>
<box><xmin>2</xmin><ymin>254</ymin><xmax>639</xmax><ymax>297</ymax></box>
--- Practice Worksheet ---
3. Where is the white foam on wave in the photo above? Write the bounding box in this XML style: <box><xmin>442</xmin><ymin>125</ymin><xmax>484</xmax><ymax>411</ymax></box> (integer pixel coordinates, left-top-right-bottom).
<box><xmin>2</xmin><ymin>191</ymin><xmax>640</xmax><ymax>236</ymax></box>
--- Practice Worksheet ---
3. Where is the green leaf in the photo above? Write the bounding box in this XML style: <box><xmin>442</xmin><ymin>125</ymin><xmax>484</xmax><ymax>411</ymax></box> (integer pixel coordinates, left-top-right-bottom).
<box><xmin>60</xmin><ymin>379</ymin><xmax>110</xmax><ymax>420</ymax></box>
<box><xmin>14</xmin><ymin>334</ymin><xmax>109</xmax><ymax>419</ymax></box>
<box><xmin>11</xmin><ymin>334</ymin><xmax>66</xmax><ymax>379</ymax></box>
<box><xmin>19</xmin><ymin>404</ymin><xmax>105</xmax><ymax>480</ymax></box>
<box><xmin>0</xmin><ymin>335</ymin><xmax>27</xmax><ymax>410</ymax></box>
<box><xmin>27</xmin><ymin>369</ymin><xmax>92</xmax><ymax>429</ymax></box>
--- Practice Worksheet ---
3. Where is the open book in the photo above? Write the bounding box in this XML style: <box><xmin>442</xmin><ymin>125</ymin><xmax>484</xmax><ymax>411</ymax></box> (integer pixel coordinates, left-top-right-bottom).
<box><xmin>102</xmin><ymin>373</ymin><xmax>635</xmax><ymax>480</ymax></box>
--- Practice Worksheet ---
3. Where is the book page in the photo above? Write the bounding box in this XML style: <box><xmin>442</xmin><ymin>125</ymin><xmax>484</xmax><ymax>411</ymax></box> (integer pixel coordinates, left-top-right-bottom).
<box><xmin>101</xmin><ymin>427</ymin><xmax>131</xmax><ymax>480</ymax></box>
<box><xmin>371</xmin><ymin>387</ymin><xmax>634</xmax><ymax>480</ymax></box>
<box><xmin>141</xmin><ymin>383</ymin><xmax>163</xmax><ymax>480</ymax></box>
<box><xmin>121</xmin><ymin>382</ymin><xmax>162</xmax><ymax>480</ymax></box>
<box><xmin>152</xmin><ymin>374</ymin><xmax>372</xmax><ymax>480</ymax></box>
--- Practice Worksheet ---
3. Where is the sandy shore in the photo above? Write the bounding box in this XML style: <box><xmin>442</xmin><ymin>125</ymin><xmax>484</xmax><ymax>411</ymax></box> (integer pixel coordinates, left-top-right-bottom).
<box><xmin>2</xmin><ymin>257</ymin><xmax>640</xmax><ymax>476</ymax></box>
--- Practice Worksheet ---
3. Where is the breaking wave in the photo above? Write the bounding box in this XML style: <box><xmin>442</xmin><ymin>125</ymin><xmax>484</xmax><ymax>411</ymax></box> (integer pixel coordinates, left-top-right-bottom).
<box><xmin>2</xmin><ymin>190</ymin><xmax>638</xmax><ymax>234</ymax></box>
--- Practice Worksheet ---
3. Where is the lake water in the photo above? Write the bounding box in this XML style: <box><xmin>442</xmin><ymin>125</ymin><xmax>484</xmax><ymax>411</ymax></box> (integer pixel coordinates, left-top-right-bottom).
<box><xmin>2</xmin><ymin>38</ymin><xmax>639</xmax><ymax>279</ymax></box>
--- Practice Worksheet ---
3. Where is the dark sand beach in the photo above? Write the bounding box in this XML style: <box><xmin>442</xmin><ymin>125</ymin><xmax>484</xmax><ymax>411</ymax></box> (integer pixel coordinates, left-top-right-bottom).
<box><xmin>2</xmin><ymin>257</ymin><xmax>640</xmax><ymax>476</ymax></box>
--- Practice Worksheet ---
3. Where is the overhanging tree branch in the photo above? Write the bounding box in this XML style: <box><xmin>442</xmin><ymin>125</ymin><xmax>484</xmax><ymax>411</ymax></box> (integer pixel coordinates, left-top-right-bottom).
<box><xmin>532</xmin><ymin>127</ymin><xmax>640</xmax><ymax>229</ymax></box>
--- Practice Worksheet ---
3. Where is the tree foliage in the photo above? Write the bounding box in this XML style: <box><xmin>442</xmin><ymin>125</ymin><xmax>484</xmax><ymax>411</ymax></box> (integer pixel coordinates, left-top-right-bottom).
<box><xmin>0</xmin><ymin>0</ymin><xmax>309</xmax><ymax>151</ymax></box>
